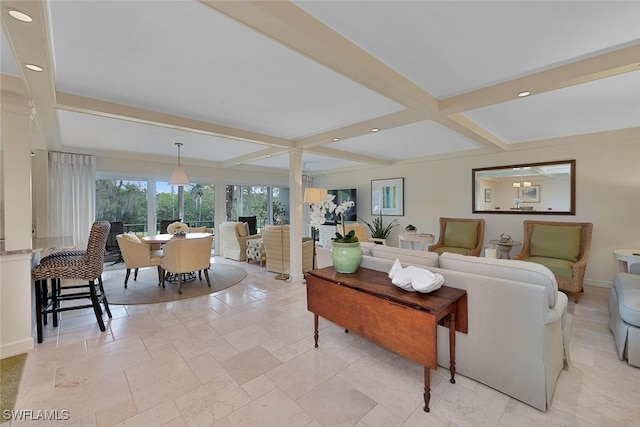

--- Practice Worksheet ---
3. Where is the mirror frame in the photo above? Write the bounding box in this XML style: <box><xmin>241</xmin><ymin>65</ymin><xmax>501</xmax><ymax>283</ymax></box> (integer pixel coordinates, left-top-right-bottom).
<box><xmin>472</xmin><ymin>159</ymin><xmax>576</xmax><ymax>215</ymax></box>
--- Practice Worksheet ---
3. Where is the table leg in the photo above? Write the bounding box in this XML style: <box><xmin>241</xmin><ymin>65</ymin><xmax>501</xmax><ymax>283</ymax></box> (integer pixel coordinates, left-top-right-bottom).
<box><xmin>448</xmin><ymin>311</ymin><xmax>457</xmax><ymax>384</ymax></box>
<box><xmin>423</xmin><ymin>367</ymin><xmax>431</xmax><ymax>412</ymax></box>
<box><xmin>314</xmin><ymin>314</ymin><xmax>319</xmax><ymax>348</ymax></box>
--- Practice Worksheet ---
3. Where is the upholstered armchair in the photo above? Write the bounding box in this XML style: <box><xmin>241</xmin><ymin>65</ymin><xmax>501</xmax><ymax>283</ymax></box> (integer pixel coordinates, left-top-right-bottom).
<box><xmin>514</xmin><ymin>220</ymin><xmax>593</xmax><ymax>303</ymax></box>
<box><xmin>219</xmin><ymin>221</ymin><xmax>261</xmax><ymax>261</ymax></box>
<box><xmin>116</xmin><ymin>233</ymin><xmax>163</xmax><ymax>287</ymax></box>
<box><xmin>429</xmin><ymin>217</ymin><xmax>485</xmax><ymax>256</ymax></box>
<box><xmin>161</xmin><ymin>235</ymin><xmax>214</xmax><ymax>294</ymax></box>
<box><xmin>261</xmin><ymin>225</ymin><xmax>313</xmax><ymax>274</ymax></box>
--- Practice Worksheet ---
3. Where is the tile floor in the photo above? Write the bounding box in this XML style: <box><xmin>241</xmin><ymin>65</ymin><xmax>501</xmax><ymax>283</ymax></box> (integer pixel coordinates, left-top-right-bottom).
<box><xmin>4</xmin><ymin>257</ymin><xmax>640</xmax><ymax>426</ymax></box>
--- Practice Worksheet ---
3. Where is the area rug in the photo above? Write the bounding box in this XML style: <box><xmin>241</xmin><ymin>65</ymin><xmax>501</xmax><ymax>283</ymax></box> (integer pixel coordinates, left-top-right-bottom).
<box><xmin>1</xmin><ymin>353</ymin><xmax>27</xmax><ymax>420</ymax></box>
<box><xmin>102</xmin><ymin>264</ymin><xmax>247</xmax><ymax>305</ymax></box>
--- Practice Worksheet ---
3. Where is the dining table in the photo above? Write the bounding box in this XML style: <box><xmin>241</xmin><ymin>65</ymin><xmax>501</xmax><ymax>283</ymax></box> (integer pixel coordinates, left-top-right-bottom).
<box><xmin>142</xmin><ymin>232</ymin><xmax>213</xmax><ymax>249</ymax></box>
<box><xmin>142</xmin><ymin>232</ymin><xmax>214</xmax><ymax>283</ymax></box>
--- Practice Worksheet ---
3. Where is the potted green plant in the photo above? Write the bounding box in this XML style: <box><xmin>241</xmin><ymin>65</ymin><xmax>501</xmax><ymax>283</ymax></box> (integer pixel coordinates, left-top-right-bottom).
<box><xmin>331</xmin><ymin>200</ymin><xmax>361</xmax><ymax>273</ymax></box>
<box><xmin>361</xmin><ymin>212</ymin><xmax>399</xmax><ymax>244</ymax></box>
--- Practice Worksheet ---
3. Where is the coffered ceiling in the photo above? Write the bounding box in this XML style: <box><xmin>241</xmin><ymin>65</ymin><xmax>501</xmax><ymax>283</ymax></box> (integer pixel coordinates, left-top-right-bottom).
<box><xmin>1</xmin><ymin>1</ymin><xmax>639</xmax><ymax>174</ymax></box>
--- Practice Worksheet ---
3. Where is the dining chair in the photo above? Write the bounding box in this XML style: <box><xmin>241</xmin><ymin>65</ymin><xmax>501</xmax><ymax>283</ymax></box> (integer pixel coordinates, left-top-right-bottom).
<box><xmin>116</xmin><ymin>233</ymin><xmax>163</xmax><ymax>287</ymax></box>
<box><xmin>160</xmin><ymin>218</ymin><xmax>181</xmax><ymax>234</ymax></box>
<box><xmin>31</xmin><ymin>221</ymin><xmax>112</xmax><ymax>343</ymax></box>
<box><xmin>160</xmin><ymin>235</ymin><xmax>214</xmax><ymax>294</ymax></box>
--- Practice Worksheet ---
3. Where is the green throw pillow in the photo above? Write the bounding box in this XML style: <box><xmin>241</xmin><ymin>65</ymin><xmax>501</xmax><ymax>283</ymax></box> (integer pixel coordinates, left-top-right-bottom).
<box><xmin>530</xmin><ymin>224</ymin><xmax>581</xmax><ymax>262</ymax></box>
<box><xmin>443</xmin><ymin>221</ymin><xmax>479</xmax><ymax>250</ymax></box>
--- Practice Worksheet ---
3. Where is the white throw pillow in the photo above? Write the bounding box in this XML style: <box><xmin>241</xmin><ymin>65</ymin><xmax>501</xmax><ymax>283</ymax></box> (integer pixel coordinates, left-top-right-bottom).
<box><xmin>121</xmin><ymin>232</ymin><xmax>140</xmax><ymax>243</ymax></box>
<box><xmin>236</xmin><ymin>222</ymin><xmax>248</xmax><ymax>237</ymax></box>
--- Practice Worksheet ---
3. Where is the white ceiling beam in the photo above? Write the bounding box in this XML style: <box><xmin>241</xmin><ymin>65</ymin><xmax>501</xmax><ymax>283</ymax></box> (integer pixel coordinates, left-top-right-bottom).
<box><xmin>56</xmin><ymin>92</ymin><xmax>295</xmax><ymax>149</ymax></box>
<box><xmin>304</xmin><ymin>145</ymin><xmax>394</xmax><ymax>167</ymax></box>
<box><xmin>440</xmin><ymin>43</ymin><xmax>640</xmax><ymax>115</ymax></box>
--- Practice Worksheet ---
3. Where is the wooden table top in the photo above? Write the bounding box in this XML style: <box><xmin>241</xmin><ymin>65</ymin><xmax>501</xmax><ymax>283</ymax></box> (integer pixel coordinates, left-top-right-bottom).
<box><xmin>306</xmin><ymin>266</ymin><xmax>466</xmax><ymax>315</ymax></box>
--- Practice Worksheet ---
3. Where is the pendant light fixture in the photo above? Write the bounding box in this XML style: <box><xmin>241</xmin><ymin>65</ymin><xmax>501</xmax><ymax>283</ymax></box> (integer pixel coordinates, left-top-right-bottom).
<box><xmin>168</xmin><ymin>142</ymin><xmax>190</xmax><ymax>186</ymax></box>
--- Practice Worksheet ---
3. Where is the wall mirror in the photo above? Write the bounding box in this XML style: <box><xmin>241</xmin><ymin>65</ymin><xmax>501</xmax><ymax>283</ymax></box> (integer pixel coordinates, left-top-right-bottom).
<box><xmin>472</xmin><ymin>160</ymin><xmax>575</xmax><ymax>215</ymax></box>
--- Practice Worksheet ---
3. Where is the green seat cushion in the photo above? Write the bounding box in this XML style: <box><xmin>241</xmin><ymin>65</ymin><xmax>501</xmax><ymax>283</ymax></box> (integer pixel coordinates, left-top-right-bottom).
<box><xmin>530</xmin><ymin>224</ymin><xmax>581</xmax><ymax>262</ymax></box>
<box><xmin>525</xmin><ymin>256</ymin><xmax>574</xmax><ymax>279</ymax></box>
<box><xmin>433</xmin><ymin>246</ymin><xmax>471</xmax><ymax>256</ymax></box>
<box><xmin>443</xmin><ymin>222</ymin><xmax>479</xmax><ymax>250</ymax></box>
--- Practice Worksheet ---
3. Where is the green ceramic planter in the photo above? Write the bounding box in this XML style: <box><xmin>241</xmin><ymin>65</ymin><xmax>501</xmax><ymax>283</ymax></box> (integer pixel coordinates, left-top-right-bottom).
<box><xmin>331</xmin><ymin>242</ymin><xmax>362</xmax><ymax>273</ymax></box>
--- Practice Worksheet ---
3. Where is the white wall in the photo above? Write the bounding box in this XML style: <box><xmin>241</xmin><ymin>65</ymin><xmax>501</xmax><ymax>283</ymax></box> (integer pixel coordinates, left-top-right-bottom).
<box><xmin>313</xmin><ymin>138</ymin><xmax>640</xmax><ymax>288</ymax></box>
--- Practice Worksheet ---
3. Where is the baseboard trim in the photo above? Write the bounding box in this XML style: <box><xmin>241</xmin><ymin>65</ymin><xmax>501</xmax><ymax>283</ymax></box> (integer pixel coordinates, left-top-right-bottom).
<box><xmin>0</xmin><ymin>338</ymin><xmax>34</xmax><ymax>359</ymax></box>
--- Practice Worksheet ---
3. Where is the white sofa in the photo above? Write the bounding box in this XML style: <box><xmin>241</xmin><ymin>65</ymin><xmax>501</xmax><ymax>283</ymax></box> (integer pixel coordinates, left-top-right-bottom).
<box><xmin>316</xmin><ymin>243</ymin><xmax>569</xmax><ymax>412</ymax></box>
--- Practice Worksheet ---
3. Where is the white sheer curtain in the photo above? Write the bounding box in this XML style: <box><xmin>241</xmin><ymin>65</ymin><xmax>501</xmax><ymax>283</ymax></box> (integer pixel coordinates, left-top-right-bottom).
<box><xmin>48</xmin><ymin>152</ymin><xmax>96</xmax><ymax>249</ymax></box>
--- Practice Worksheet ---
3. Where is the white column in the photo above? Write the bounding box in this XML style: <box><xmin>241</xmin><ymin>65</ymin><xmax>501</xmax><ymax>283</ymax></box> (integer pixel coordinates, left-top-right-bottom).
<box><xmin>214</xmin><ymin>177</ymin><xmax>226</xmax><ymax>255</ymax></box>
<box><xmin>147</xmin><ymin>178</ymin><xmax>157</xmax><ymax>234</ymax></box>
<box><xmin>0</xmin><ymin>94</ymin><xmax>36</xmax><ymax>355</ymax></box>
<box><xmin>2</xmin><ymin>95</ymin><xmax>33</xmax><ymax>250</ymax></box>
<box><xmin>288</xmin><ymin>149</ymin><xmax>303</xmax><ymax>281</ymax></box>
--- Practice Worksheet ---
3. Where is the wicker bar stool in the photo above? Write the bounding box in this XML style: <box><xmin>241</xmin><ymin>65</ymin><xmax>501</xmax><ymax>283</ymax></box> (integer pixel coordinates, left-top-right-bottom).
<box><xmin>32</xmin><ymin>221</ymin><xmax>112</xmax><ymax>343</ymax></box>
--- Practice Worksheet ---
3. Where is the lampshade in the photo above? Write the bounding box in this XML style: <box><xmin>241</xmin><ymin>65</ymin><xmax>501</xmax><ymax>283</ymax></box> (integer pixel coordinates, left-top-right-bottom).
<box><xmin>168</xmin><ymin>142</ymin><xmax>190</xmax><ymax>186</ymax></box>
<box><xmin>304</xmin><ymin>187</ymin><xmax>327</xmax><ymax>204</ymax></box>
<box><xmin>168</xmin><ymin>166</ymin><xmax>190</xmax><ymax>186</ymax></box>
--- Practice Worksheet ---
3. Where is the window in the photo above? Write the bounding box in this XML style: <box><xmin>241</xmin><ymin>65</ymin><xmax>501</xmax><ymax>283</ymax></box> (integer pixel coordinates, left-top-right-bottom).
<box><xmin>156</xmin><ymin>182</ymin><xmax>215</xmax><ymax>232</ymax></box>
<box><xmin>225</xmin><ymin>185</ymin><xmax>289</xmax><ymax>231</ymax></box>
<box><xmin>96</xmin><ymin>179</ymin><xmax>148</xmax><ymax>233</ymax></box>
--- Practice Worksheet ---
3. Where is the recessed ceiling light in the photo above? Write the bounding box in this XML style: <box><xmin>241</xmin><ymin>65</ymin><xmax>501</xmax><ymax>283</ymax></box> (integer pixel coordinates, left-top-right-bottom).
<box><xmin>371</xmin><ymin>128</ymin><xmax>380</xmax><ymax>132</ymax></box>
<box><xmin>517</xmin><ymin>91</ymin><xmax>531</xmax><ymax>98</ymax></box>
<box><xmin>266</xmin><ymin>154</ymin><xmax>272</xmax><ymax>158</ymax></box>
<box><xmin>25</xmin><ymin>64</ymin><xmax>43</xmax><ymax>72</ymax></box>
<box><xmin>235</xmin><ymin>162</ymin><xmax>240</xmax><ymax>165</ymax></box>
<box><xmin>332</xmin><ymin>137</ymin><xmax>340</xmax><ymax>142</ymax></box>
<box><xmin>8</xmin><ymin>10</ymin><xmax>32</xmax><ymax>22</ymax></box>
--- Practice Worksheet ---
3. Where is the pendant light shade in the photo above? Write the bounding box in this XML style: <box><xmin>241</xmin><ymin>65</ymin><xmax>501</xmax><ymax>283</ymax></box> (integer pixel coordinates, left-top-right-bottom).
<box><xmin>168</xmin><ymin>142</ymin><xmax>190</xmax><ymax>186</ymax></box>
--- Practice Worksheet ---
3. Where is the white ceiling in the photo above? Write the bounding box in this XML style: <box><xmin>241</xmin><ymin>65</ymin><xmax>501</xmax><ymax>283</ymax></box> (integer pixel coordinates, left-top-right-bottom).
<box><xmin>1</xmin><ymin>1</ymin><xmax>639</xmax><ymax>174</ymax></box>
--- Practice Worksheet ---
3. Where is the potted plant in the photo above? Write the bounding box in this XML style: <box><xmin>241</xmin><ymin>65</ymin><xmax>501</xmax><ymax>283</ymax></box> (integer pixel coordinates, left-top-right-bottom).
<box><xmin>331</xmin><ymin>200</ymin><xmax>361</xmax><ymax>273</ymax></box>
<box><xmin>361</xmin><ymin>212</ymin><xmax>399</xmax><ymax>244</ymax></box>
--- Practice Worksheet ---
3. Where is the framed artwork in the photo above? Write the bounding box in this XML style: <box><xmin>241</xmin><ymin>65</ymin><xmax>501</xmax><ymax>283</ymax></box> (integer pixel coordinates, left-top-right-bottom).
<box><xmin>484</xmin><ymin>189</ymin><xmax>492</xmax><ymax>203</ymax></box>
<box><xmin>371</xmin><ymin>178</ymin><xmax>404</xmax><ymax>216</ymax></box>
<box><xmin>520</xmin><ymin>185</ymin><xmax>540</xmax><ymax>203</ymax></box>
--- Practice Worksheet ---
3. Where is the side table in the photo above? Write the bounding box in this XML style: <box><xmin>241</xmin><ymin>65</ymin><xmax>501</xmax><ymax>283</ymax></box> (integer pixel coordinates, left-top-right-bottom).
<box><xmin>399</xmin><ymin>233</ymin><xmax>435</xmax><ymax>251</ymax></box>
<box><xmin>488</xmin><ymin>239</ymin><xmax>522</xmax><ymax>259</ymax></box>
<box><xmin>613</xmin><ymin>249</ymin><xmax>640</xmax><ymax>272</ymax></box>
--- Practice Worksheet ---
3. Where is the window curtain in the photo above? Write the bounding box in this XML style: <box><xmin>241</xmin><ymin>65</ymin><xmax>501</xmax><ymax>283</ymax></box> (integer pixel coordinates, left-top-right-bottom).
<box><xmin>302</xmin><ymin>174</ymin><xmax>314</xmax><ymax>237</ymax></box>
<box><xmin>48</xmin><ymin>152</ymin><xmax>96</xmax><ymax>249</ymax></box>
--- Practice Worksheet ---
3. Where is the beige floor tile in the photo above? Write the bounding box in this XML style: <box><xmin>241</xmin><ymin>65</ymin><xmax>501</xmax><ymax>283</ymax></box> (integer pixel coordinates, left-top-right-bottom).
<box><xmin>219</xmin><ymin>345</ymin><xmax>282</xmax><ymax>385</ymax></box>
<box><xmin>296</xmin><ymin>376</ymin><xmax>377</xmax><ymax>426</ymax></box>
<box><xmin>174</xmin><ymin>374</ymin><xmax>252</xmax><ymax>424</ymax></box>
<box><xmin>124</xmin><ymin>352</ymin><xmax>200</xmax><ymax>412</ymax></box>
<box><xmin>267</xmin><ymin>348</ymin><xmax>349</xmax><ymax>400</ymax></box>
<box><xmin>225</xmin><ymin>388</ymin><xmax>312</xmax><ymax>427</ymax></box>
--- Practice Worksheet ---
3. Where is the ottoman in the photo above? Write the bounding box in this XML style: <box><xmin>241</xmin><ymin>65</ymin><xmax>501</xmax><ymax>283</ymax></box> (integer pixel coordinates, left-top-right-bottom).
<box><xmin>609</xmin><ymin>271</ymin><xmax>640</xmax><ymax>367</ymax></box>
<box><xmin>246</xmin><ymin>238</ymin><xmax>266</xmax><ymax>267</ymax></box>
